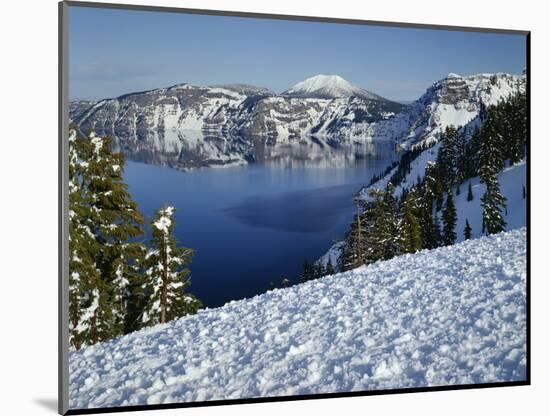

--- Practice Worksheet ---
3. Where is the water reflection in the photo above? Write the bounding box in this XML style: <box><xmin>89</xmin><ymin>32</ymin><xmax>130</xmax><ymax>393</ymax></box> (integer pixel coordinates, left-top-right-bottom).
<box><xmin>106</xmin><ymin>129</ymin><xmax>395</xmax><ymax>170</ymax></box>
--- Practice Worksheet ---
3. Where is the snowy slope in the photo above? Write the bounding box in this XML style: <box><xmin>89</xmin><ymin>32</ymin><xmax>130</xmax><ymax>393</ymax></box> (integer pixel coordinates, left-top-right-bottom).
<box><xmin>69</xmin><ymin>229</ymin><xmax>527</xmax><ymax>409</ymax></box>
<box><xmin>322</xmin><ymin>160</ymin><xmax>527</xmax><ymax>269</ymax></box>
<box><xmin>454</xmin><ymin>161</ymin><xmax>527</xmax><ymax>242</ymax></box>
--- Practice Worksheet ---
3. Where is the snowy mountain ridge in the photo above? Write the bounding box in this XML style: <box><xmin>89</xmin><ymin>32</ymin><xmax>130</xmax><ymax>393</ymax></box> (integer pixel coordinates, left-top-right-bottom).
<box><xmin>69</xmin><ymin>74</ymin><xmax>404</xmax><ymax>143</ymax></box>
<box><xmin>69</xmin><ymin>228</ymin><xmax>527</xmax><ymax>409</ymax></box>
<box><xmin>343</xmin><ymin>72</ymin><xmax>525</xmax><ymax>149</ymax></box>
<box><xmin>69</xmin><ymin>72</ymin><xmax>524</xmax><ymax>169</ymax></box>
<box><xmin>209</xmin><ymin>83</ymin><xmax>275</xmax><ymax>97</ymax></box>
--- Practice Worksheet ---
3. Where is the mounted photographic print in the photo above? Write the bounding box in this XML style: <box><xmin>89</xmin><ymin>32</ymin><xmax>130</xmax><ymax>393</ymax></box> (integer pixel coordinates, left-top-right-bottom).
<box><xmin>59</xmin><ymin>1</ymin><xmax>530</xmax><ymax>414</ymax></box>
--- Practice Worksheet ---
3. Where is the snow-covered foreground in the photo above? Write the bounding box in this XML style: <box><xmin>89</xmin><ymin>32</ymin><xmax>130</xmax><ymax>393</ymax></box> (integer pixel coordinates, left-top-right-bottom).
<box><xmin>69</xmin><ymin>229</ymin><xmax>527</xmax><ymax>410</ymax></box>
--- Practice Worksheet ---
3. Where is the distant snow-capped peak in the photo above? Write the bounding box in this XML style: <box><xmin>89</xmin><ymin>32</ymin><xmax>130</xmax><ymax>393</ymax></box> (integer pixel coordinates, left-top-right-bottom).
<box><xmin>283</xmin><ymin>74</ymin><xmax>383</xmax><ymax>100</ymax></box>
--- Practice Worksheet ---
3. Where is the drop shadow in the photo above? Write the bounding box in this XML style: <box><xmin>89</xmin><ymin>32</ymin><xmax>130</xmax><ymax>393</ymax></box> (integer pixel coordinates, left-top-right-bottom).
<box><xmin>34</xmin><ymin>398</ymin><xmax>58</xmax><ymax>413</ymax></box>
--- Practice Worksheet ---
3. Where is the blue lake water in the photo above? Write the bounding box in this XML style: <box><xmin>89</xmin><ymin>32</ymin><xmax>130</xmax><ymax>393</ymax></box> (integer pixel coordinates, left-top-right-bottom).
<box><xmin>124</xmin><ymin>142</ymin><xmax>396</xmax><ymax>308</ymax></box>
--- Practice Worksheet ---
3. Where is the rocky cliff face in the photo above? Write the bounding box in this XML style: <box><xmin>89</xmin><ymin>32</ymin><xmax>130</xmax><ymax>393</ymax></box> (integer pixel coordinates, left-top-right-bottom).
<box><xmin>342</xmin><ymin>72</ymin><xmax>526</xmax><ymax>150</ymax></box>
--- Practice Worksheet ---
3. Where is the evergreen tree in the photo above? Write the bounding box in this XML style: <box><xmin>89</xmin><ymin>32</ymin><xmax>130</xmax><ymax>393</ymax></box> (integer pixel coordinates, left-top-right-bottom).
<box><xmin>83</xmin><ymin>132</ymin><xmax>145</xmax><ymax>337</ymax></box>
<box><xmin>455</xmin><ymin>130</ymin><xmax>468</xmax><ymax>184</ymax></box>
<box><xmin>479</xmin><ymin>117</ymin><xmax>507</xmax><ymax>235</ymax></box>
<box><xmin>442</xmin><ymin>190</ymin><xmax>457</xmax><ymax>245</ymax></box>
<box><xmin>68</xmin><ymin>129</ymin><xmax>203</xmax><ymax>346</ymax></box>
<box><xmin>506</xmin><ymin>91</ymin><xmax>527</xmax><ymax>163</ymax></box>
<box><xmin>419</xmin><ymin>164</ymin><xmax>441</xmax><ymax>249</ymax></box>
<box><xmin>467</xmin><ymin>182</ymin><xmax>474</xmax><ymax>202</ymax></box>
<box><xmin>310</xmin><ymin>262</ymin><xmax>324</xmax><ymax>280</ymax></box>
<box><xmin>464</xmin><ymin>128</ymin><xmax>482</xmax><ymax>178</ymax></box>
<box><xmin>141</xmin><ymin>206</ymin><xmax>201</xmax><ymax>326</ymax></box>
<box><xmin>479</xmin><ymin>107</ymin><xmax>505</xmax><ymax>174</ymax></box>
<box><xmin>123</xmin><ymin>245</ymin><xmax>148</xmax><ymax>334</ymax></box>
<box><xmin>463</xmin><ymin>219</ymin><xmax>472</xmax><ymax>240</ymax></box>
<box><xmin>481</xmin><ymin>172</ymin><xmax>507</xmax><ymax>235</ymax></box>
<box><xmin>366</xmin><ymin>186</ymin><xmax>400</xmax><ymax>261</ymax></box>
<box><xmin>301</xmin><ymin>258</ymin><xmax>313</xmax><ymax>282</ymax></box>
<box><xmin>437</xmin><ymin>126</ymin><xmax>459</xmax><ymax>189</ymax></box>
<box><xmin>431</xmin><ymin>213</ymin><xmax>443</xmax><ymax>248</ymax></box>
<box><xmin>68</xmin><ymin>130</ymin><xmax>117</xmax><ymax>348</ymax></box>
<box><xmin>398</xmin><ymin>187</ymin><xmax>423</xmax><ymax>253</ymax></box>
<box><xmin>68</xmin><ymin>130</ymin><xmax>103</xmax><ymax>350</ymax></box>
<box><xmin>341</xmin><ymin>199</ymin><xmax>374</xmax><ymax>270</ymax></box>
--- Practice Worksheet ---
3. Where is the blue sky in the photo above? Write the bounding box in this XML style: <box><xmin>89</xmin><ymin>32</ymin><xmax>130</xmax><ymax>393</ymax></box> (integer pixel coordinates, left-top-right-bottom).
<box><xmin>69</xmin><ymin>6</ymin><xmax>526</xmax><ymax>102</ymax></box>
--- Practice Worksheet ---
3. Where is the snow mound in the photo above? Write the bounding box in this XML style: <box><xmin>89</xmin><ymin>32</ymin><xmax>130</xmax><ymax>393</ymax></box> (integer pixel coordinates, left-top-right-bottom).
<box><xmin>69</xmin><ymin>229</ymin><xmax>527</xmax><ymax>409</ymax></box>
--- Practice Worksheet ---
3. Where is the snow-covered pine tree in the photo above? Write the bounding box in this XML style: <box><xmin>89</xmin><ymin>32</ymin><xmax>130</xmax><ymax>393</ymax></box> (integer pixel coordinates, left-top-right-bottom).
<box><xmin>437</xmin><ymin>126</ymin><xmax>459</xmax><ymax>189</ymax></box>
<box><xmin>479</xmin><ymin>110</ymin><xmax>508</xmax><ymax>235</ymax></box>
<box><xmin>442</xmin><ymin>189</ymin><xmax>457</xmax><ymax>245</ymax></box>
<box><xmin>83</xmin><ymin>132</ymin><xmax>145</xmax><ymax>337</ymax></box>
<box><xmin>479</xmin><ymin>107</ymin><xmax>505</xmax><ymax>173</ymax></box>
<box><xmin>112</xmin><ymin>244</ymin><xmax>147</xmax><ymax>334</ymax></box>
<box><xmin>366</xmin><ymin>185</ymin><xmax>400</xmax><ymax>261</ymax></box>
<box><xmin>500</xmin><ymin>97</ymin><xmax>515</xmax><ymax>164</ymax></box>
<box><xmin>68</xmin><ymin>129</ymin><xmax>103</xmax><ymax>350</ymax></box>
<box><xmin>69</xmin><ymin>130</ymin><xmax>147</xmax><ymax>346</ymax></box>
<box><xmin>506</xmin><ymin>91</ymin><xmax>527</xmax><ymax>164</ymax></box>
<box><xmin>481</xmin><ymin>171</ymin><xmax>507</xmax><ymax>235</ymax></box>
<box><xmin>142</xmin><ymin>206</ymin><xmax>201</xmax><ymax>326</ymax></box>
<box><xmin>464</xmin><ymin>219</ymin><xmax>472</xmax><ymax>240</ymax></box>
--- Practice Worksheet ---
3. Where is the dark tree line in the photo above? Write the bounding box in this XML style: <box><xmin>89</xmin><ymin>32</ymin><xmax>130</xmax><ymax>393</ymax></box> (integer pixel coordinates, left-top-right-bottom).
<box><xmin>68</xmin><ymin>129</ymin><xmax>201</xmax><ymax>350</ymax></box>
<box><xmin>339</xmin><ymin>90</ymin><xmax>526</xmax><ymax>272</ymax></box>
